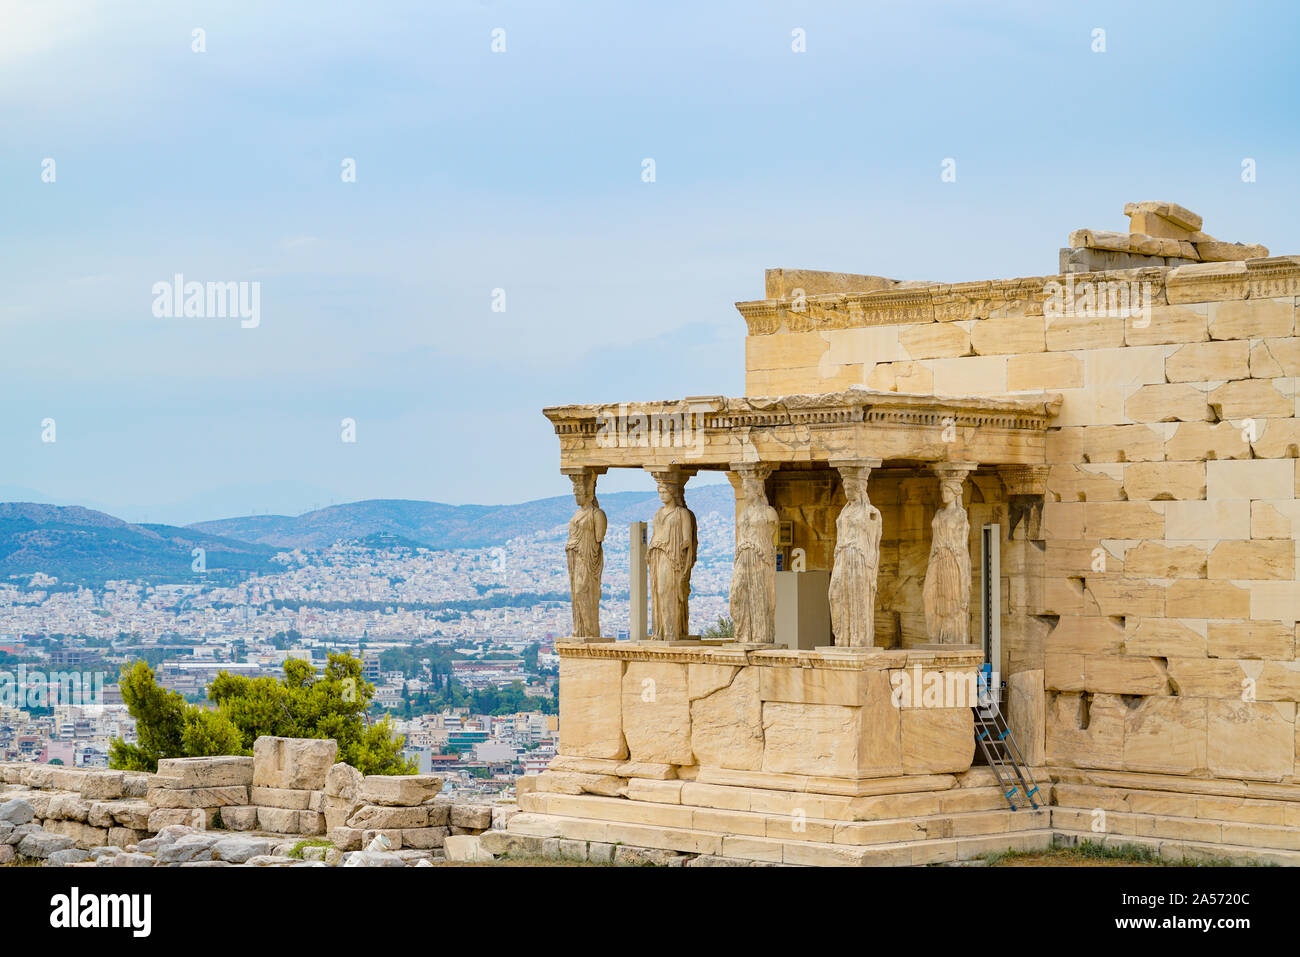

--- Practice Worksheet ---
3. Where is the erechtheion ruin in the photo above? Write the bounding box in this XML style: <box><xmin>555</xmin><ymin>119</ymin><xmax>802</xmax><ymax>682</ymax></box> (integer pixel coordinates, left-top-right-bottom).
<box><xmin>519</xmin><ymin>202</ymin><xmax>1300</xmax><ymax>866</ymax></box>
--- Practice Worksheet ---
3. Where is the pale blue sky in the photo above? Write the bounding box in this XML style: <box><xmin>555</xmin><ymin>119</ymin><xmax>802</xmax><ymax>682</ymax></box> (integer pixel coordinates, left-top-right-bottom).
<box><xmin>3</xmin><ymin>0</ymin><xmax>1298</xmax><ymax>524</ymax></box>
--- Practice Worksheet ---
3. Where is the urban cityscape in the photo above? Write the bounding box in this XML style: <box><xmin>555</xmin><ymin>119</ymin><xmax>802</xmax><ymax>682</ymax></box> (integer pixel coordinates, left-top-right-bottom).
<box><xmin>0</xmin><ymin>498</ymin><xmax>735</xmax><ymax>799</ymax></box>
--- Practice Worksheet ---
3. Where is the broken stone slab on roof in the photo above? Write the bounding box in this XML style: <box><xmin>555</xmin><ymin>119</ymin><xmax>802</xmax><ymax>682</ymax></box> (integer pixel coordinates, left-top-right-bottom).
<box><xmin>1196</xmin><ymin>240</ymin><xmax>1271</xmax><ymax>262</ymax></box>
<box><xmin>765</xmin><ymin>268</ymin><xmax>899</xmax><ymax>299</ymax></box>
<box><xmin>1124</xmin><ymin>200</ymin><xmax>1203</xmax><ymax>232</ymax></box>
<box><xmin>1063</xmin><ymin>201</ymin><xmax>1268</xmax><ymax>273</ymax></box>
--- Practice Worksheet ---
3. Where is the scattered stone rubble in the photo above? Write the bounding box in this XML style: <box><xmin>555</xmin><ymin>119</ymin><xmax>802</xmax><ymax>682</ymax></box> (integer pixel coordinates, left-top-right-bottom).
<box><xmin>0</xmin><ymin>737</ymin><xmax>501</xmax><ymax>868</ymax></box>
<box><xmin>1061</xmin><ymin>200</ymin><xmax>1269</xmax><ymax>272</ymax></box>
<box><xmin>1</xmin><ymin>738</ymin><xmax>743</xmax><ymax>867</ymax></box>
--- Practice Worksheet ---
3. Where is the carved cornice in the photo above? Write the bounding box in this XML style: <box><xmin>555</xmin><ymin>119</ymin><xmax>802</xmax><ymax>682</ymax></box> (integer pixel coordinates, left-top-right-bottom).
<box><xmin>555</xmin><ymin>640</ymin><xmax>984</xmax><ymax>671</ymax></box>
<box><xmin>734</xmin><ymin>258</ymin><xmax>1300</xmax><ymax>335</ymax></box>
<box><xmin>543</xmin><ymin>390</ymin><xmax>1061</xmax><ymax>437</ymax></box>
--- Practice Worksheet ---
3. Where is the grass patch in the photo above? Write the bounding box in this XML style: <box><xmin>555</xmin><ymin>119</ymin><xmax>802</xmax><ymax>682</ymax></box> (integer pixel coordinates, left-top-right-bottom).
<box><xmin>984</xmin><ymin>838</ymin><xmax>1273</xmax><ymax>867</ymax></box>
<box><xmin>287</xmin><ymin>839</ymin><xmax>333</xmax><ymax>860</ymax></box>
<box><xmin>460</xmin><ymin>852</ymin><xmax>611</xmax><ymax>867</ymax></box>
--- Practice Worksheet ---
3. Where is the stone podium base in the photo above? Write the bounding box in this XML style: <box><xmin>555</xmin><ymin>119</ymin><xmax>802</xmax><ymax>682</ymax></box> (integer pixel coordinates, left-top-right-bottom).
<box><xmin>527</xmin><ymin>641</ymin><xmax>1053</xmax><ymax>864</ymax></box>
<box><xmin>506</xmin><ymin>765</ymin><xmax>1052</xmax><ymax>865</ymax></box>
<box><xmin>557</xmin><ymin>640</ymin><xmax>985</xmax><ymax>780</ymax></box>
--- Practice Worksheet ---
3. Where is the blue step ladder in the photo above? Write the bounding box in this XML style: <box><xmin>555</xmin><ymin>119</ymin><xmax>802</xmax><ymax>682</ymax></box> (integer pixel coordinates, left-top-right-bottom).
<box><xmin>973</xmin><ymin>664</ymin><xmax>1041</xmax><ymax>811</ymax></box>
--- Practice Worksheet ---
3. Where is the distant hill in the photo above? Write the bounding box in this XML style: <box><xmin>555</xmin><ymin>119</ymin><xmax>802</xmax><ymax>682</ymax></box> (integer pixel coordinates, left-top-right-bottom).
<box><xmin>188</xmin><ymin>485</ymin><xmax>736</xmax><ymax>550</ymax></box>
<box><xmin>0</xmin><ymin>485</ymin><xmax>736</xmax><ymax>586</ymax></box>
<box><xmin>0</xmin><ymin>503</ymin><xmax>278</xmax><ymax>585</ymax></box>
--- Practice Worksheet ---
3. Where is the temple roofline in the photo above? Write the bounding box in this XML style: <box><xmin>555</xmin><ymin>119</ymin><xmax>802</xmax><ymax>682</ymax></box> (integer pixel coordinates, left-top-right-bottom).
<box><xmin>736</xmin><ymin>256</ymin><xmax>1300</xmax><ymax>336</ymax></box>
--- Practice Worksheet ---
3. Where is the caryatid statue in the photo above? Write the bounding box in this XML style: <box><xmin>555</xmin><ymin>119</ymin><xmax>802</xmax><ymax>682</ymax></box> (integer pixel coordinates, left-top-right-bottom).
<box><xmin>828</xmin><ymin>460</ymin><xmax>883</xmax><ymax>648</ymax></box>
<box><xmin>564</xmin><ymin>468</ymin><xmax>607</xmax><ymax>638</ymax></box>
<box><xmin>923</xmin><ymin>465</ymin><xmax>974</xmax><ymax>644</ymax></box>
<box><xmin>729</xmin><ymin>465</ymin><xmax>778</xmax><ymax>644</ymax></box>
<box><xmin>647</xmin><ymin>469</ymin><xmax>697</xmax><ymax>641</ymax></box>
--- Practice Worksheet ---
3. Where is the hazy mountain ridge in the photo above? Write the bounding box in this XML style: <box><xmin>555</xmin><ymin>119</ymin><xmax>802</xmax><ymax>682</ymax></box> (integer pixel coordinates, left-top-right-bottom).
<box><xmin>0</xmin><ymin>503</ymin><xmax>278</xmax><ymax>584</ymax></box>
<box><xmin>189</xmin><ymin>485</ymin><xmax>736</xmax><ymax>550</ymax></box>
<box><xmin>0</xmin><ymin>485</ymin><xmax>737</xmax><ymax>583</ymax></box>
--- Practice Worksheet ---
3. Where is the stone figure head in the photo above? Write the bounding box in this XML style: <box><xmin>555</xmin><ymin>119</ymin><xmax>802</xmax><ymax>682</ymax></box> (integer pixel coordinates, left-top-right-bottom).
<box><xmin>840</xmin><ymin>466</ymin><xmax>871</xmax><ymax>504</ymax></box>
<box><xmin>656</xmin><ymin>475</ymin><xmax>684</xmax><ymax>507</ymax></box>
<box><xmin>739</xmin><ymin>468</ymin><xmax>768</xmax><ymax>506</ymax></box>
<box><xmin>939</xmin><ymin>476</ymin><xmax>963</xmax><ymax>508</ymax></box>
<box><xmin>570</xmin><ymin>471</ymin><xmax>597</xmax><ymax>507</ymax></box>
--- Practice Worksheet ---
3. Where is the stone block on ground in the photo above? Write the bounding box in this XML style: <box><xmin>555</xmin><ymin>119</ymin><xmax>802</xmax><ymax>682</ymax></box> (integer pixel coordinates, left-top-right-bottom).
<box><xmin>210</xmin><ymin>835</ymin><xmax>277</xmax><ymax>863</ymax></box>
<box><xmin>155</xmin><ymin>756</ymin><xmax>253</xmax><ymax>790</ymax></box>
<box><xmin>47</xmin><ymin>848</ymin><xmax>92</xmax><ymax>866</ymax></box>
<box><xmin>80</xmin><ymin>771</ymin><xmax>126</xmax><ymax>801</ymax></box>
<box><xmin>324</xmin><ymin>762</ymin><xmax>363</xmax><ymax>801</ymax></box>
<box><xmin>147</xmin><ymin>786</ymin><xmax>249</xmax><ymax>809</ymax></box>
<box><xmin>328</xmin><ymin>826</ymin><xmax>364</xmax><ymax>851</ymax></box>
<box><xmin>17</xmin><ymin>831</ymin><xmax>77</xmax><ymax>859</ymax></box>
<box><xmin>0</xmin><ymin>798</ymin><xmax>35</xmax><ymax>826</ymax></box>
<box><xmin>340</xmin><ymin>850</ymin><xmax>405</xmax><ymax>867</ymax></box>
<box><xmin>111</xmin><ymin>852</ymin><xmax>156</xmax><ymax>867</ymax></box>
<box><xmin>106</xmin><ymin>827</ymin><xmax>148</xmax><ymax>848</ymax></box>
<box><xmin>47</xmin><ymin>794</ymin><xmax>91</xmax><ymax>822</ymax></box>
<box><xmin>155</xmin><ymin>833</ymin><xmax>222</xmax><ymax>864</ymax></box>
<box><xmin>256</xmin><ymin>806</ymin><xmax>325</xmax><ymax>835</ymax></box>
<box><xmin>252</xmin><ymin>736</ymin><xmax>338</xmax><ymax>791</ymax></box>
<box><xmin>50</xmin><ymin>769</ymin><xmax>87</xmax><ymax>792</ymax></box>
<box><xmin>250</xmin><ymin>786</ymin><xmax>324</xmax><ymax>811</ymax></box>
<box><xmin>358</xmin><ymin>774</ymin><xmax>443</xmax><ymax>807</ymax></box>
<box><xmin>613</xmin><ymin>845</ymin><xmax>687</xmax><ymax>866</ymax></box>
<box><xmin>363</xmin><ymin>829</ymin><xmax>403</xmax><ymax>850</ymax></box>
<box><xmin>491</xmin><ymin>805</ymin><xmax>520</xmax><ymax>830</ymax></box>
<box><xmin>399</xmin><ymin>826</ymin><xmax>449</xmax><ymax>849</ymax></box>
<box><xmin>147</xmin><ymin>807</ymin><xmax>219</xmax><ymax>832</ymax></box>
<box><xmin>444</xmin><ymin>834</ymin><xmax>494</xmax><ymax>862</ymax></box>
<box><xmin>122</xmin><ymin>773</ymin><xmax>153</xmax><ymax>798</ymax></box>
<box><xmin>449</xmin><ymin>804</ymin><xmax>493</xmax><ymax>830</ymax></box>
<box><xmin>219</xmin><ymin>806</ymin><xmax>259</xmax><ymax>831</ymax></box>
<box><xmin>44</xmin><ymin>820</ymin><xmax>109</xmax><ymax>850</ymax></box>
<box><xmin>324</xmin><ymin>795</ymin><xmax>357</xmax><ymax>831</ymax></box>
<box><xmin>346</xmin><ymin>804</ymin><xmax>429</xmax><ymax>830</ymax></box>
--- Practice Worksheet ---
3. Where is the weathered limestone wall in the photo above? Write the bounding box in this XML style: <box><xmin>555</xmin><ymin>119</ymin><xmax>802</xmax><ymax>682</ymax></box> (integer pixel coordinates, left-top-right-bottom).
<box><xmin>737</xmin><ymin>251</ymin><xmax>1300</xmax><ymax>790</ymax></box>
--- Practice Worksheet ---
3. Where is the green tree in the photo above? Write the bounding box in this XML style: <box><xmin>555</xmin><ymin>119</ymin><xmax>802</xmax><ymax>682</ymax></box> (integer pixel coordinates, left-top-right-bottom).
<box><xmin>208</xmin><ymin>653</ymin><xmax>415</xmax><ymax>775</ymax></box>
<box><xmin>109</xmin><ymin>660</ymin><xmax>188</xmax><ymax>770</ymax></box>
<box><xmin>181</xmin><ymin>708</ymin><xmax>245</xmax><ymax>757</ymax></box>
<box><xmin>700</xmin><ymin>616</ymin><xmax>735</xmax><ymax>640</ymax></box>
<box><xmin>111</xmin><ymin>653</ymin><xmax>415</xmax><ymax>775</ymax></box>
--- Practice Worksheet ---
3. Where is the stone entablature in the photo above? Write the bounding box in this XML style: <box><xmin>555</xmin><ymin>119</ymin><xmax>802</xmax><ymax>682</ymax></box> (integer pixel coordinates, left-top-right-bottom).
<box><xmin>735</xmin><ymin>257</ymin><xmax>1300</xmax><ymax>337</ymax></box>
<box><xmin>543</xmin><ymin>389</ymin><xmax>1061</xmax><ymax>471</ymax></box>
<box><xmin>555</xmin><ymin>639</ymin><xmax>983</xmax><ymax>671</ymax></box>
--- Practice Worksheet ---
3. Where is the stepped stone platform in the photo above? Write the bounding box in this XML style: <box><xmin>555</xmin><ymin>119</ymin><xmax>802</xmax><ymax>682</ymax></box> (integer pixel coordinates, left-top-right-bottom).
<box><xmin>504</xmin><ymin>766</ymin><xmax>1054</xmax><ymax>866</ymax></box>
<box><xmin>1050</xmin><ymin>770</ymin><xmax>1300</xmax><ymax>866</ymax></box>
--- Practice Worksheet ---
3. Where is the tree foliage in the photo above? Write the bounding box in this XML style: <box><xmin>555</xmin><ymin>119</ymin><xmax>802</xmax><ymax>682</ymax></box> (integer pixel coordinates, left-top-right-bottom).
<box><xmin>110</xmin><ymin>652</ymin><xmax>415</xmax><ymax>775</ymax></box>
<box><xmin>700</xmin><ymin>616</ymin><xmax>735</xmax><ymax>640</ymax></box>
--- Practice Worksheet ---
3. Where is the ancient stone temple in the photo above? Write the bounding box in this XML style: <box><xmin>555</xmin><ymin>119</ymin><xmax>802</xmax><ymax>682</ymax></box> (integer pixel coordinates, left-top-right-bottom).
<box><xmin>508</xmin><ymin>202</ymin><xmax>1300</xmax><ymax>865</ymax></box>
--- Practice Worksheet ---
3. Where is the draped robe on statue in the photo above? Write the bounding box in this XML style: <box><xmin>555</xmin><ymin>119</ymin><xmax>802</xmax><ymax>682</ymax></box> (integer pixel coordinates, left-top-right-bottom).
<box><xmin>730</xmin><ymin>493</ymin><xmax>778</xmax><ymax>644</ymax></box>
<box><xmin>828</xmin><ymin>498</ymin><xmax>882</xmax><ymax>647</ymax></box>
<box><xmin>565</xmin><ymin>502</ymin><xmax>605</xmax><ymax>637</ymax></box>
<box><xmin>648</xmin><ymin>504</ymin><xmax>696</xmax><ymax>641</ymax></box>
<box><xmin>923</xmin><ymin>502</ymin><xmax>971</xmax><ymax>643</ymax></box>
